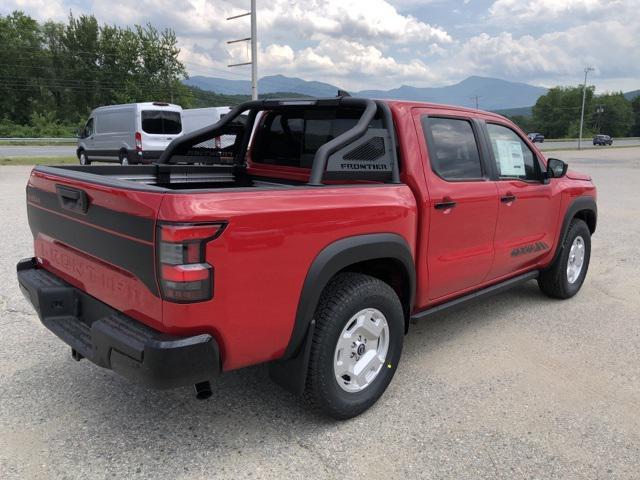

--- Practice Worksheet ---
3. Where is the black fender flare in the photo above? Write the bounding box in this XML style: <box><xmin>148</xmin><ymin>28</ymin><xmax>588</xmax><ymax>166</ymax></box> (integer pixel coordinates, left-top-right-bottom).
<box><xmin>549</xmin><ymin>196</ymin><xmax>597</xmax><ymax>266</ymax></box>
<box><xmin>269</xmin><ymin>233</ymin><xmax>415</xmax><ymax>395</ymax></box>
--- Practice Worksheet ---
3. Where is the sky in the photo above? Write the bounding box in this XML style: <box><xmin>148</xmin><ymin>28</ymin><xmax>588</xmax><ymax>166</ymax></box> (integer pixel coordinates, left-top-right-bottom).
<box><xmin>3</xmin><ymin>0</ymin><xmax>639</xmax><ymax>93</ymax></box>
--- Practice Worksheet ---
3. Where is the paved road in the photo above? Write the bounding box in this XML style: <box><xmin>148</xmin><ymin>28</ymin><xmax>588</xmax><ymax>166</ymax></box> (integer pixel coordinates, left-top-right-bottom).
<box><xmin>1</xmin><ymin>138</ymin><xmax>640</xmax><ymax>158</ymax></box>
<box><xmin>1</xmin><ymin>149</ymin><xmax>640</xmax><ymax>479</ymax></box>
<box><xmin>0</xmin><ymin>145</ymin><xmax>76</xmax><ymax>157</ymax></box>
<box><xmin>537</xmin><ymin>138</ymin><xmax>640</xmax><ymax>151</ymax></box>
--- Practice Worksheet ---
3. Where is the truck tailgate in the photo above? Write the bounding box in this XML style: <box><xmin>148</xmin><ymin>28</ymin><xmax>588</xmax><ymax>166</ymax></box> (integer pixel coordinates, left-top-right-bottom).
<box><xmin>26</xmin><ymin>168</ymin><xmax>164</xmax><ymax>330</ymax></box>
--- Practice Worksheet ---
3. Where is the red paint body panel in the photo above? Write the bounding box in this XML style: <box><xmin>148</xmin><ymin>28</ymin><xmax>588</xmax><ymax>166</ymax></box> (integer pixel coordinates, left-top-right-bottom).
<box><xmin>24</xmin><ymin>99</ymin><xmax>597</xmax><ymax>375</ymax></box>
<box><xmin>27</xmin><ymin>169</ymin><xmax>165</xmax><ymax>330</ymax></box>
<box><xmin>409</xmin><ymin>106</ymin><xmax>499</xmax><ymax>300</ymax></box>
<box><xmin>158</xmin><ymin>185</ymin><xmax>417</xmax><ymax>370</ymax></box>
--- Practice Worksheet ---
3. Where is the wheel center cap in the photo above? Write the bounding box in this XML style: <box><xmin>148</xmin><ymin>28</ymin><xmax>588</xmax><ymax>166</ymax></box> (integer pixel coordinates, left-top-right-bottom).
<box><xmin>357</xmin><ymin>344</ymin><xmax>366</xmax><ymax>356</ymax></box>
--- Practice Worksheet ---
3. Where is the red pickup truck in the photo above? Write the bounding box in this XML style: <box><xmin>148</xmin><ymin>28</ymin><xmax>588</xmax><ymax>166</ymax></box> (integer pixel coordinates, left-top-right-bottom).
<box><xmin>17</xmin><ymin>97</ymin><xmax>597</xmax><ymax>419</ymax></box>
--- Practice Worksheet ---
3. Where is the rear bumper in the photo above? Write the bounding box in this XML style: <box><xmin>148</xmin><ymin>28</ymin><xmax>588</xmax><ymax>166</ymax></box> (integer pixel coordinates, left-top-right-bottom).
<box><xmin>16</xmin><ymin>258</ymin><xmax>220</xmax><ymax>389</ymax></box>
<box><xmin>140</xmin><ymin>150</ymin><xmax>164</xmax><ymax>162</ymax></box>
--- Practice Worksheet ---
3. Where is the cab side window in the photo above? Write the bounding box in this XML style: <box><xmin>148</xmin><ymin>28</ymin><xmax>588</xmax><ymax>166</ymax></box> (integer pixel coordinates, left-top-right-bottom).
<box><xmin>486</xmin><ymin>123</ymin><xmax>540</xmax><ymax>181</ymax></box>
<box><xmin>422</xmin><ymin>117</ymin><xmax>483</xmax><ymax>181</ymax></box>
<box><xmin>83</xmin><ymin>118</ymin><xmax>94</xmax><ymax>137</ymax></box>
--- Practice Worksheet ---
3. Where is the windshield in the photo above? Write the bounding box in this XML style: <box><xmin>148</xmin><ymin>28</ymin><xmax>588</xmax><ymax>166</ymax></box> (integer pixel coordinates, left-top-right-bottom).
<box><xmin>141</xmin><ymin>110</ymin><xmax>182</xmax><ymax>135</ymax></box>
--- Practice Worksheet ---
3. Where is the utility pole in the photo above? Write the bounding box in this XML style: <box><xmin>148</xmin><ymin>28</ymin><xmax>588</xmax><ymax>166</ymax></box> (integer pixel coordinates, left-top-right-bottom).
<box><xmin>471</xmin><ymin>95</ymin><xmax>480</xmax><ymax>109</ymax></box>
<box><xmin>578</xmin><ymin>66</ymin><xmax>594</xmax><ymax>150</ymax></box>
<box><xmin>227</xmin><ymin>0</ymin><xmax>258</xmax><ymax>100</ymax></box>
<box><xmin>594</xmin><ymin>105</ymin><xmax>604</xmax><ymax>133</ymax></box>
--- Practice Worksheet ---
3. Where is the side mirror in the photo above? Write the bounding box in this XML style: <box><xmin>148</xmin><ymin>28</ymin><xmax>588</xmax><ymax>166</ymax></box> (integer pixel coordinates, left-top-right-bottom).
<box><xmin>76</xmin><ymin>128</ymin><xmax>83</xmax><ymax>139</ymax></box>
<box><xmin>546</xmin><ymin>158</ymin><xmax>568</xmax><ymax>179</ymax></box>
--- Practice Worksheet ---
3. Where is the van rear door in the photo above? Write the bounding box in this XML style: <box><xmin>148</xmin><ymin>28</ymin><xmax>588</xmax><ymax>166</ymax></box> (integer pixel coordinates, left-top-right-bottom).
<box><xmin>138</xmin><ymin>105</ymin><xmax>183</xmax><ymax>162</ymax></box>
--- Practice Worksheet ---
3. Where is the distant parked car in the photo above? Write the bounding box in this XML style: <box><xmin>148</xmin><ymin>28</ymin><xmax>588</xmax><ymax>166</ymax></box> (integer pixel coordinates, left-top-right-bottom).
<box><xmin>77</xmin><ymin>102</ymin><xmax>183</xmax><ymax>165</ymax></box>
<box><xmin>593</xmin><ymin>134</ymin><xmax>613</xmax><ymax>146</ymax></box>
<box><xmin>527</xmin><ymin>132</ymin><xmax>544</xmax><ymax>143</ymax></box>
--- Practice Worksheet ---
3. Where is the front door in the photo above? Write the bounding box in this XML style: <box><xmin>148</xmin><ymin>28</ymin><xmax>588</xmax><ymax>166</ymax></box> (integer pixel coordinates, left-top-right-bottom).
<box><xmin>414</xmin><ymin>110</ymin><xmax>499</xmax><ymax>301</ymax></box>
<box><xmin>83</xmin><ymin>117</ymin><xmax>96</xmax><ymax>153</ymax></box>
<box><xmin>482</xmin><ymin>122</ymin><xmax>561</xmax><ymax>279</ymax></box>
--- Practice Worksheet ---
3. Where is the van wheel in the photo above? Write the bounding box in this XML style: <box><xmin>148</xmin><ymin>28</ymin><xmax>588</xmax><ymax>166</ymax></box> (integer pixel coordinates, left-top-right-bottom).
<box><xmin>78</xmin><ymin>151</ymin><xmax>90</xmax><ymax>165</ymax></box>
<box><xmin>538</xmin><ymin>218</ymin><xmax>591</xmax><ymax>299</ymax></box>
<box><xmin>119</xmin><ymin>150</ymin><xmax>129</xmax><ymax>165</ymax></box>
<box><xmin>304</xmin><ymin>273</ymin><xmax>404</xmax><ymax>420</ymax></box>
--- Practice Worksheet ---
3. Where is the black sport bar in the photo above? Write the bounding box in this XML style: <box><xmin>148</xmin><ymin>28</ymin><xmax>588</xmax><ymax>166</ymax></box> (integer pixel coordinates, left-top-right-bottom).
<box><xmin>158</xmin><ymin>97</ymin><xmax>400</xmax><ymax>185</ymax></box>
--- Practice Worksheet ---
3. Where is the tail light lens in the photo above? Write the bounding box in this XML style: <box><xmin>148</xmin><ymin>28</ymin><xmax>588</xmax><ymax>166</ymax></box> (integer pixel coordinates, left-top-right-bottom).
<box><xmin>135</xmin><ymin>132</ymin><xmax>142</xmax><ymax>152</ymax></box>
<box><xmin>157</xmin><ymin>223</ymin><xmax>225</xmax><ymax>302</ymax></box>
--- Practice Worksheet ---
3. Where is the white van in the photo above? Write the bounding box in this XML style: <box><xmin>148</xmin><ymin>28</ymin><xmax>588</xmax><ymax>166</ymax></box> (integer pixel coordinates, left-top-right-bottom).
<box><xmin>77</xmin><ymin>102</ymin><xmax>183</xmax><ymax>165</ymax></box>
<box><xmin>181</xmin><ymin>107</ymin><xmax>230</xmax><ymax>135</ymax></box>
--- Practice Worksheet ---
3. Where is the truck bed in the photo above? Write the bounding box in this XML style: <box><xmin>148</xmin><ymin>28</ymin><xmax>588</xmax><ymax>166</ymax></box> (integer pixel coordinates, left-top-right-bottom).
<box><xmin>39</xmin><ymin>164</ymin><xmax>303</xmax><ymax>192</ymax></box>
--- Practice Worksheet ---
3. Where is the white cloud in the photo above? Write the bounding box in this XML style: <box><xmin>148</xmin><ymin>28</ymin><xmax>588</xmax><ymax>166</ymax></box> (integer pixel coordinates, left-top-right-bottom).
<box><xmin>436</xmin><ymin>18</ymin><xmax>640</xmax><ymax>90</ymax></box>
<box><xmin>3</xmin><ymin>0</ymin><xmax>68</xmax><ymax>20</ymax></box>
<box><xmin>2</xmin><ymin>0</ymin><xmax>639</xmax><ymax>92</ymax></box>
<box><xmin>488</xmin><ymin>0</ymin><xmax>626</xmax><ymax>23</ymax></box>
<box><xmin>261</xmin><ymin>0</ymin><xmax>451</xmax><ymax>45</ymax></box>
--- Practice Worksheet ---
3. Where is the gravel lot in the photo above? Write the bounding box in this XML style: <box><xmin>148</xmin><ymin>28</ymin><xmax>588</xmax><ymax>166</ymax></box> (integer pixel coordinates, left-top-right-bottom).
<box><xmin>1</xmin><ymin>148</ymin><xmax>639</xmax><ymax>479</ymax></box>
<box><xmin>0</xmin><ymin>138</ymin><xmax>638</xmax><ymax>158</ymax></box>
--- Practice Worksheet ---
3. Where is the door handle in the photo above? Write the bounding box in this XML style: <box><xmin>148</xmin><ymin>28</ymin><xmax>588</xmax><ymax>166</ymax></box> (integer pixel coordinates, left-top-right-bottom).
<box><xmin>56</xmin><ymin>184</ymin><xmax>89</xmax><ymax>214</ymax></box>
<box><xmin>501</xmin><ymin>194</ymin><xmax>516</xmax><ymax>204</ymax></box>
<box><xmin>434</xmin><ymin>198</ymin><xmax>457</xmax><ymax>210</ymax></box>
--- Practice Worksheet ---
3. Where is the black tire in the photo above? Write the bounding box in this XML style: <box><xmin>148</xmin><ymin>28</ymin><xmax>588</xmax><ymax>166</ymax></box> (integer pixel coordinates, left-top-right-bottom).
<box><xmin>538</xmin><ymin>218</ymin><xmax>591</xmax><ymax>299</ymax></box>
<box><xmin>304</xmin><ymin>272</ymin><xmax>404</xmax><ymax>420</ymax></box>
<box><xmin>118</xmin><ymin>150</ymin><xmax>130</xmax><ymax>165</ymax></box>
<box><xmin>78</xmin><ymin>150</ymin><xmax>90</xmax><ymax>165</ymax></box>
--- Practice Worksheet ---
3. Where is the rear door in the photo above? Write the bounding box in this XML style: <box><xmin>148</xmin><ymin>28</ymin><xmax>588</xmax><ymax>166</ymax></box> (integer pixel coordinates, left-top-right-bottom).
<box><xmin>413</xmin><ymin>109</ymin><xmax>499</xmax><ymax>301</ymax></box>
<box><xmin>139</xmin><ymin>107</ymin><xmax>183</xmax><ymax>154</ymax></box>
<box><xmin>26</xmin><ymin>169</ymin><xmax>165</xmax><ymax>329</ymax></box>
<box><xmin>482</xmin><ymin>121</ymin><xmax>560</xmax><ymax>279</ymax></box>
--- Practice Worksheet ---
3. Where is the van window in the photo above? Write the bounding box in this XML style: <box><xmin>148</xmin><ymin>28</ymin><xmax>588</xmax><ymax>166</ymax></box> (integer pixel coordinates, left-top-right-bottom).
<box><xmin>98</xmin><ymin>111</ymin><xmax>128</xmax><ymax>134</ymax></box>
<box><xmin>83</xmin><ymin>118</ymin><xmax>94</xmax><ymax>137</ymax></box>
<box><xmin>253</xmin><ymin>110</ymin><xmax>381</xmax><ymax>168</ymax></box>
<box><xmin>141</xmin><ymin>110</ymin><xmax>182</xmax><ymax>135</ymax></box>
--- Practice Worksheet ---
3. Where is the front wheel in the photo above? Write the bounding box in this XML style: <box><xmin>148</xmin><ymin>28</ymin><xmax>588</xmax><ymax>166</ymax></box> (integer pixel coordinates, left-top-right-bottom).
<box><xmin>538</xmin><ymin>218</ymin><xmax>591</xmax><ymax>299</ymax></box>
<box><xmin>304</xmin><ymin>273</ymin><xmax>404</xmax><ymax>419</ymax></box>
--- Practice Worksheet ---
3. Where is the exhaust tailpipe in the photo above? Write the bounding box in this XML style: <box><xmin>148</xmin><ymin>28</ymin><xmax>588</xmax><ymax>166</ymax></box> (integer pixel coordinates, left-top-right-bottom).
<box><xmin>194</xmin><ymin>381</ymin><xmax>212</xmax><ymax>400</ymax></box>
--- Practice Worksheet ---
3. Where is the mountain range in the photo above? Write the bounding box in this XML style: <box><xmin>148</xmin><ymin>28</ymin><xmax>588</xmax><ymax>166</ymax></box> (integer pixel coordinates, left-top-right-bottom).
<box><xmin>184</xmin><ymin>74</ymin><xmax>639</xmax><ymax>111</ymax></box>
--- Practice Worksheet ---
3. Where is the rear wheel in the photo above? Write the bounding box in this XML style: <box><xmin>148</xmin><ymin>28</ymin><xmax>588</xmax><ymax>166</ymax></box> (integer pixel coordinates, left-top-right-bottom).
<box><xmin>304</xmin><ymin>273</ymin><xmax>404</xmax><ymax>419</ymax></box>
<box><xmin>538</xmin><ymin>218</ymin><xmax>591</xmax><ymax>299</ymax></box>
<box><xmin>119</xmin><ymin>150</ymin><xmax>129</xmax><ymax>165</ymax></box>
<box><xmin>78</xmin><ymin>150</ymin><xmax>90</xmax><ymax>165</ymax></box>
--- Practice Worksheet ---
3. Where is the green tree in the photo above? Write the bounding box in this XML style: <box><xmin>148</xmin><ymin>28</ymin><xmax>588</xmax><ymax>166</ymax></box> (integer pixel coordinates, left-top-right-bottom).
<box><xmin>506</xmin><ymin>114</ymin><xmax>537</xmax><ymax>134</ymax></box>
<box><xmin>532</xmin><ymin>85</ymin><xmax>594</xmax><ymax>138</ymax></box>
<box><xmin>632</xmin><ymin>96</ymin><xmax>640</xmax><ymax>136</ymax></box>
<box><xmin>0</xmin><ymin>10</ymin><xmax>191</xmax><ymax>135</ymax></box>
<box><xmin>590</xmin><ymin>92</ymin><xmax>633</xmax><ymax>137</ymax></box>
<box><xmin>0</xmin><ymin>12</ymin><xmax>45</xmax><ymax>124</ymax></box>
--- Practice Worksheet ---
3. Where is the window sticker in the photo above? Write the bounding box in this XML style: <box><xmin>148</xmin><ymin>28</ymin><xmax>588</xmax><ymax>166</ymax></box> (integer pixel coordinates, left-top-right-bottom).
<box><xmin>495</xmin><ymin>140</ymin><xmax>525</xmax><ymax>176</ymax></box>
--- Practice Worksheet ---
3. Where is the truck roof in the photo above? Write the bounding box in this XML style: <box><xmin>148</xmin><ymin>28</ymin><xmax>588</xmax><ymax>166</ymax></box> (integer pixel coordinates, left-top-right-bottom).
<box><xmin>384</xmin><ymin>99</ymin><xmax>507</xmax><ymax>121</ymax></box>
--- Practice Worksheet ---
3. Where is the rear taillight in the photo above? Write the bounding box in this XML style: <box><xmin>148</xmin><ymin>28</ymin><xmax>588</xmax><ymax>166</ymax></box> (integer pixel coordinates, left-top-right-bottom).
<box><xmin>135</xmin><ymin>132</ymin><xmax>142</xmax><ymax>152</ymax></box>
<box><xmin>157</xmin><ymin>223</ymin><xmax>225</xmax><ymax>302</ymax></box>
